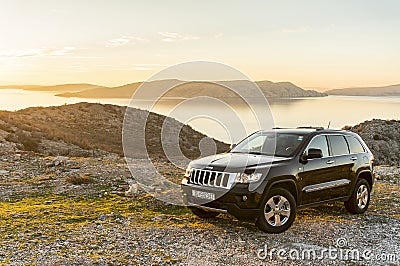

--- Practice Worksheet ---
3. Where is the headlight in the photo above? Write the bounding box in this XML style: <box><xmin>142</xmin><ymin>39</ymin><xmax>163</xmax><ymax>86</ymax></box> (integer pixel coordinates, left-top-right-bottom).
<box><xmin>184</xmin><ymin>166</ymin><xmax>192</xmax><ymax>177</ymax></box>
<box><xmin>235</xmin><ymin>172</ymin><xmax>263</xmax><ymax>183</ymax></box>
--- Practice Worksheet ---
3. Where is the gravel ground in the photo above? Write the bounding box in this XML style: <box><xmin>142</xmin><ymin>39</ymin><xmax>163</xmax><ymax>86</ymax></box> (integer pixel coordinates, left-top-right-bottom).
<box><xmin>375</xmin><ymin>165</ymin><xmax>400</xmax><ymax>185</ymax></box>
<box><xmin>0</xmin><ymin>152</ymin><xmax>399</xmax><ymax>265</ymax></box>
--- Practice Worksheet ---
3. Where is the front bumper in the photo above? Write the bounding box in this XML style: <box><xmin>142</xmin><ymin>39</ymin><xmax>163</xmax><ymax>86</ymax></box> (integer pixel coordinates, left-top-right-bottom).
<box><xmin>181</xmin><ymin>183</ymin><xmax>263</xmax><ymax>221</ymax></box>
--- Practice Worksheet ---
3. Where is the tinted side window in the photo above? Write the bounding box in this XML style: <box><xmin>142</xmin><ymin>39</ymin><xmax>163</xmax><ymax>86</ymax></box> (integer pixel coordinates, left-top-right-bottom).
<box><xmin>346</xmin><ymin>136</ymin><xmax>365</xmax><ymax>154</ymax></box>
<box><xmin>328</xmin><ymin>135</ymin><xmax>349</xmax><ymax>156</ymax></box>
<box><xmin>307</xmin><ymin>135</ymin><xmax>329</xmax><ymax>157</ymax></box>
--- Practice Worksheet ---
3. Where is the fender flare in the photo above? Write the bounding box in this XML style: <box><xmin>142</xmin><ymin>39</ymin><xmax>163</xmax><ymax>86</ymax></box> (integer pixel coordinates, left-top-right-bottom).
<box><xmin>258</xmin><ymin>177</ymin><xmax>299</xmax><ymax>206</ymax></box>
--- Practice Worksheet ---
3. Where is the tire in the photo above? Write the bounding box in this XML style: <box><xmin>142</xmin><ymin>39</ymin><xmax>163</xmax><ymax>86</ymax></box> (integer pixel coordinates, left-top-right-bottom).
<box><xmin>256</xmin><ymin>188</ymin><xmax>297</xmax><ymax>234</ymax></box>
<box><xmin>188</xmin><ymin>206</ymin><xmax>220</xmax><ymax>219</ymax></box>
<box><xmin>344</xmin><ymin>179</ymin><xmax>371</xmax><ymax>214</ymax></box>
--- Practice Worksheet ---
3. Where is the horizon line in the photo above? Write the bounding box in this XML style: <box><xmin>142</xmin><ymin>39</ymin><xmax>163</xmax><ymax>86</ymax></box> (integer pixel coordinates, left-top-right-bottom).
<box><xmin>0</xmin><ymin>79</ymin><xmax>399</xmax><ymax>92</ymax></box>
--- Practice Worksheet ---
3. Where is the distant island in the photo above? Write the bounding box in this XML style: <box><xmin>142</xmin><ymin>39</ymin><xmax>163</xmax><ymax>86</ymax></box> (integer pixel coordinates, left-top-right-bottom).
<box><xmin>0</xmin><ymin>83</ymin><xmax>103</xmax><ymax>92</ymax></box>
<box><xmin>326</xmin><ymin>84</ymin><xmax>400</xmax><ymax>96</ymax></box>
<box><xmin>55</xmin><ymin>79</ymin><xmax>327</xmax><ymax>99</ymax></box>
<box><xmin>0</xmin><ymin>80</ymin><xmax>327</xmax><ymax>99</ymax></box>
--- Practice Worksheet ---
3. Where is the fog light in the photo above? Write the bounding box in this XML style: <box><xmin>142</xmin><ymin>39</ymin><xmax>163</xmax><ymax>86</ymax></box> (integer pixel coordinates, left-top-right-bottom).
<box><xmin>242</xmin><ymin>196</ymin><xmax>248</xmax><ymax>202</ymax></box>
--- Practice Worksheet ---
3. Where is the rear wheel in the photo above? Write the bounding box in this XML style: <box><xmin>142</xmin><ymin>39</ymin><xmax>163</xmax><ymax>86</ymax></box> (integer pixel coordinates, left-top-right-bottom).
<box><xmin>344</xmin><ymin>179</ymin><xmax>370</xmax><ymax>214</ymax></box>
<box><xmin>256</xmin><ymin>188</ymin><xmax>296</xmax><ymax>233</ymax></box>
<box><xmin>188</xmin><ymin>206</ymin><xmax>220</xmax><ymax>219</ymax></box>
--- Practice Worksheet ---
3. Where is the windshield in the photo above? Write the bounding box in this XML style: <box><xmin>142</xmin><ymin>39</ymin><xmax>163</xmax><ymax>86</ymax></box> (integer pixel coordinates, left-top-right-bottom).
<box><xmin>231</xmin><ymin>132</ymin><xmax>305</xmax><ymax>157</ymax></box>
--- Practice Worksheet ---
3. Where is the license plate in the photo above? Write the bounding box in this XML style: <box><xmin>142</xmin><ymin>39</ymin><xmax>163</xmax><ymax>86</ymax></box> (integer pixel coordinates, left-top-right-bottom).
<box><xmin>191</xmin><ymin>190</ymin><xmax>215</xmax><ymax>200</ymax></box>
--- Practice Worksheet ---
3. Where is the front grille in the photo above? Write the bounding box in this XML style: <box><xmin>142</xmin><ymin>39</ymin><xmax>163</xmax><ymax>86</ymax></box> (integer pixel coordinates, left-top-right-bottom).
<box><xmin>188</xmin><ymin>169</ymin><xmax>236</xmax><ymax>189</ymax></box>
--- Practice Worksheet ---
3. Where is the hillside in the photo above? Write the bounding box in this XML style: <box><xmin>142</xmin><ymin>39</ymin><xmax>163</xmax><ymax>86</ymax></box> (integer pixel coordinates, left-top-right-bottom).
<box><xmin>344</xmin><ymin>119</ymin><xmax>400</xmax><ymax>166</ymax></box>
<box><xmin>0</xmin><ymin>103</ymin><xmax>398</xmax><ymax>166</ymax></box>
<box><xmin>0</xmin><ymin>106</ymin><xmax>398</xmax><ymax>264</ymax></box>
<box><xmin>57</xmin><ymin>79</ymin><xmax>327</xmax><ymax>99</ymax></box>
<box><xmin>0</xmin><ymin>102</ymin><xmax>228</xmax><ymax>158</ymax></box>
<box><xmin>326</xmin><ymin>84</ymin><xmax>400</xmax><ymax>96</ymax></box>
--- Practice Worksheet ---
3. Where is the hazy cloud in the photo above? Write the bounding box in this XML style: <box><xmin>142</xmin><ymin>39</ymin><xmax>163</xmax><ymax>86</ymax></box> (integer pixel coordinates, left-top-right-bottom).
<box><xmin>214</xmin><ymin>33</ymin><xmax>224</xmax><ymax>39</ymax></box>
<box><xmin>279</xmin><ymin>27</ymin><xmax>308</xmax><ymax>33</ymax></box>
<box><xmin>133</xmin><ymin>67</ymin><xmax>153</xmax><ymax>71</ymax></box>
<box><xmin>64</xmin><ymin>64</ymin><xmax>89</xmax><ymax>72</ymax></box>
<box><xmin>0</xmin><ymin>47</ymin><xmax>77</xmax><ymax>59</ymax></box>
<box><xmin>158</xmin><ymin>32</ymin><xmax>200</xmax><ymax>42</ymax></box>
<box><xmin>132</xmin><ymin>63</ymin><xmax>168</xmax><ymax>67</ymax></box>
<box><xmin>105</xmin><ymin>36</ymin><xmax>149</xmax><ymax>47</ymax></box>
<box><xmin>131</xmin><ymin>63</ymin><xmax>168</xmax><ymax>71</ymax></box>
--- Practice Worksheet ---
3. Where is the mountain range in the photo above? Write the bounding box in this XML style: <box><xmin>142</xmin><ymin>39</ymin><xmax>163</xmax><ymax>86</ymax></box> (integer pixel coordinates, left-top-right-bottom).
<box><xmin>0</xmin><ymin>80</ymin><xmax>327</xmax><ymax>98</ymax></box>
<box><xmin>3</xmin><ymin>81</ymin><xmax>400</xmax><ymax>97</ymax></box>
<box><xmin>54</xmin><ymin>79</ymin><xmax>327</xmax><ymax>99</ymax></box>
<box><xmin>326</xmin><ymin>84</ymin><xmax>400</xmax><ymax>96</ymax></box>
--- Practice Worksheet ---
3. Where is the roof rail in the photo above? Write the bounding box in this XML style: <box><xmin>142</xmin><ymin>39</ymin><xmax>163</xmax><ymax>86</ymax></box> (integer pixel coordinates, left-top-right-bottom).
<box><xmin>296</xmin><ymin>126</ymin><xmax>324</xmax><ymax>130</ymax></box>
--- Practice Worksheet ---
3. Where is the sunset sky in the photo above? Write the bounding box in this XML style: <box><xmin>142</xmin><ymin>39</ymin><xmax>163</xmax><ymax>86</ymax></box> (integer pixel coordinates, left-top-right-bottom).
<box><xmin>0</xmin><ymin>0</ymin><xmax>399</xmax><ymax>90</ymax></box>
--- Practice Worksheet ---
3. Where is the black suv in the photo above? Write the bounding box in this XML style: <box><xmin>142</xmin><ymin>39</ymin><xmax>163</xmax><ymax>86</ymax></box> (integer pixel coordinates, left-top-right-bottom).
<box><xmin>181</xmin><ymin>128</ymin><xmax>374</xmax><ymax>233</ymax></box>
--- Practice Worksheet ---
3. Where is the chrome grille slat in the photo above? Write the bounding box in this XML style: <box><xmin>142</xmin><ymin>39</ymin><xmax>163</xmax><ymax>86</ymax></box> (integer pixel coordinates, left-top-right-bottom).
<box><xmin>222</xmin><ymin>173</ymin><xmax>229</xmax><ymax>187</ymax></box>
<box><xmin>213</xmin><ymin>173</ymin><xmax>218</xmax><ymax>186</ymax></box>
<box><xmin>189</xmin><ymin>169</ymin><xmax>234</xmax><ymax>189</ymax></box>
<box><xmin>194</xmin><ymin>169</ymin><xmax>199</xmax><ymax>184</ymax></box>
<box><xmin>199</xmin><ymin>170</ymin><xmax>204</xmax><ymax>184</ymax></box>
<box><xmin>220</xmin><ymin>174</ymin><xmax>225</xmax><ymax>187</ymax></box>
<box><xmin>207</xmin><ymin>172</ymin><xmax>213</xmax><ymax>186</ymax></box>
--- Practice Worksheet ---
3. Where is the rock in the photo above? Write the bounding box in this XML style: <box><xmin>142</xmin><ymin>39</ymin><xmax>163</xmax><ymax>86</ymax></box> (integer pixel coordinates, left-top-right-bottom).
<box><xmin>125</xmin><ymin>183</ymin><xmax>139</xmax><ymax>197</ymax></box>
<box><xmin>0</xmin><ymin>170</ymin><xmax>9</xmax><ymax>175</ymax></box>
<box><xmin>14</xmin><ymin>154</ymin><xmax>22</xmax><ymax>161</ymax></box>
<box><xmin>53</xmin><ymin>156</ymin><xmax>69</xmax><ymax>166</ymax></box>
<box><xmin>152</xmin><ymin>215</ymin><xmax>164</xmax><ymax>221</ymax></box>
<box><xmin>46</xmin><ymin>156</ymin><xmax>70</xmax><ymax>167</ymax></box>
<box><xmin>346</xmin><ymin>119</ymin><xmax>400</xmax><ymax>166</ymax></box>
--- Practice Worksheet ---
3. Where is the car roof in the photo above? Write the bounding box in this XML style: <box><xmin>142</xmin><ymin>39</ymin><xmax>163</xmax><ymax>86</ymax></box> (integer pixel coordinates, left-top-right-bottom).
<box><xmin>259</xmin><ymin>128</ymin><xmax>351</xmax><ymax>135</ymax></box>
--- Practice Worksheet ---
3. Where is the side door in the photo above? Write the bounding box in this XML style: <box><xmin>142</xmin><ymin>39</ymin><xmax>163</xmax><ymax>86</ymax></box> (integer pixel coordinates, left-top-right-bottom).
<box><xmin>299</xmin><ymin>135</ymin><xmax>337</xmax><ymax>204</ymax></box>
<box><xmin>325</xmin><ymin>135</ymin><xmax>353</xmax><ymax>198</ymax></box>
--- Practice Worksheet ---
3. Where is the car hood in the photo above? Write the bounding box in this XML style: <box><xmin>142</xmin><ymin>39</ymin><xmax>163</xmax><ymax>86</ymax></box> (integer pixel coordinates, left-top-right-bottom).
<box><xmin>190</xmin><ymin>152</ymin><xmax>290</xmax><ymax>171</ymax></box>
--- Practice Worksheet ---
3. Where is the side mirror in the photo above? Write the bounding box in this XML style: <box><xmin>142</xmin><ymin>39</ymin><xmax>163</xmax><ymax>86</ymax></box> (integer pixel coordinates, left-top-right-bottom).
<box><xmin>307</xmin><ymin>148</ymin><xmax>323</xmax><ymax>159</ymax></box>
<box><xmin>229</xmin><ymin>143</ymin><xmax>237</xmax><ymax>150</ymax></box>
<box><xmin>301</xmin><ymin>148</ymin><xmax>323</xmax><ymax>162</ymax></box>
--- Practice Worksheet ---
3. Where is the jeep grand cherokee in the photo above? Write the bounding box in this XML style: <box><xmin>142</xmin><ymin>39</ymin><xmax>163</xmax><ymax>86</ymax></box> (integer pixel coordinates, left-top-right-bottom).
<box><xmin>181</xmin><ymin>128</ymin><xmax>374</xmax><ymax>233</ymax></box>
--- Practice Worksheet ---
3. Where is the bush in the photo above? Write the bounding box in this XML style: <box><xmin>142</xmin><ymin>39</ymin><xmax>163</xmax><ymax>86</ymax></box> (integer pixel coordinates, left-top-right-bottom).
<box><xmin>66</xmin><ymin>174</ymin><xmax>94</xmax><ymax>185</ymax></box>
<box><xmin>5</xmin><ymin>131</ymin><xmax>40</xmax><ymax>152</ymax></box>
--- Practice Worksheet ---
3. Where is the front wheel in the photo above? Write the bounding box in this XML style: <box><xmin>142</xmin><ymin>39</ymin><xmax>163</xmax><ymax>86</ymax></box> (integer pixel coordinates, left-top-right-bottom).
<box><xmin>256</xmin><ymin>188</ymin><xmax>297</xmax><ymax>234</ymax></box>
<box><xmin>344</xmin><ymin>179</ymin><xmax>371</xmax><ymax>214</ymax></box>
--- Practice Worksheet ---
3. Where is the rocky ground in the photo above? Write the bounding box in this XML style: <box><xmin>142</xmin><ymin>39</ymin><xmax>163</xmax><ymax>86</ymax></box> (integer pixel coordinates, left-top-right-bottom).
<box><xmin>0</xmin><ymin>104</ymin><xmax>399</xmax><ymax>265</ymax></box>
<box><xmin>345</xmin><ymin>119</ymin><xmax>400</xmax><ymax>166</ymax></box>
<box><xmin>0</xmin><ymin>151</ymin><xmax>399</xmax><ymax>265</ymax></box>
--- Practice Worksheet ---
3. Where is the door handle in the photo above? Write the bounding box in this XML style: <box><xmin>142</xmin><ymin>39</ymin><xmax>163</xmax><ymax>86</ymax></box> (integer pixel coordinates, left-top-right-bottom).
<box><xmin>326</xmin><ymin>160</ymin><xmax>335</xmax><ymax>164</ymax></box>
<box><xmin>350</xmin><ymin>157</ymin><xmax>358</xmax><ymax>161</ymax></box>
